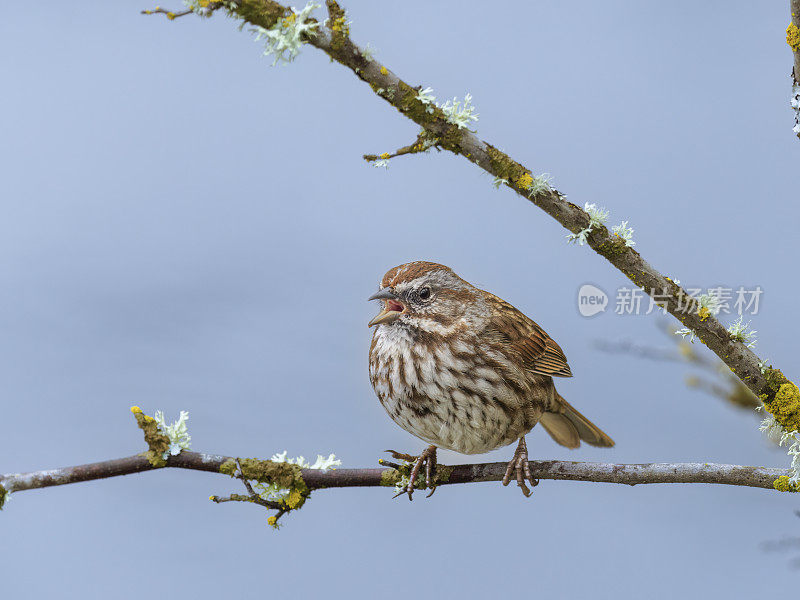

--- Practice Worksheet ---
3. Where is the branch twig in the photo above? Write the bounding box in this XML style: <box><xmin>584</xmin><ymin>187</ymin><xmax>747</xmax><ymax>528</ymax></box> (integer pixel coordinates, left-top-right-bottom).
<box><xmin>0</xmin><ymin>450</ymin><xmax>789</xmax><ymax>495</ymax></box>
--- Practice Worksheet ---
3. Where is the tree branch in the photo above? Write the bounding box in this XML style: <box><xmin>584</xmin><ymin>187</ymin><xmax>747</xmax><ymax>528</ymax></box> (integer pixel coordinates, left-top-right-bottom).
<box><xmin>791</xmin><ymin>0</ymin><xmax>800</xmax><ymax>81</ymax></box>
<box><xmin>0</xmin><ymin>450</ymin><xmax>789</xmax><ymax>495</ymax></box>
<box><xmin>154</xmin><ymin>1</ymin><xmax>799</xmax><ymax>425</ymax></box>
<box><xmin>790</xmin><ymin>0</ymin><xmax>800</xmax><ymax>139</ymax></box>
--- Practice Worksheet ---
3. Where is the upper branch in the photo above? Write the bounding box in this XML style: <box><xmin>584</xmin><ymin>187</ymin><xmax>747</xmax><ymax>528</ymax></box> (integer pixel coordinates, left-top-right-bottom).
<box><xmin>204</xmin><ymin>0</ymin><xmax>798</xmax><ymax>428</ymax></box>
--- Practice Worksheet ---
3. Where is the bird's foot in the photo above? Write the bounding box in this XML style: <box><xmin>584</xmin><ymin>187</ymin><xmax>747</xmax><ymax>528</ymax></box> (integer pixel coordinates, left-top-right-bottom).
<box><xmin>384</xmin><ymin>445</ymin><xmax>438</xmax><ymax>500</ymax></box>
<box><xmin>502</xmin><ymin>437</ymin><xmax>538</xmax><ymax>497</ymax></box>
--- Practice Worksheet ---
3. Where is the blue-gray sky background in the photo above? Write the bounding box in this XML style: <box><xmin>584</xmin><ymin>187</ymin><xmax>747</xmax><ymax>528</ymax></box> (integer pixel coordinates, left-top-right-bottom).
<box><xmin>2</xmin><ymin>1</ymin><xmax>799</xmax><ymax>596</ymax></box>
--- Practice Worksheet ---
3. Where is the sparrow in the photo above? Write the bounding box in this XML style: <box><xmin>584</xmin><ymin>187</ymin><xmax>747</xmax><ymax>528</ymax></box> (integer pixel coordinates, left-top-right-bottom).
<box><xmin>368</xmin><ymin>261</ymin><xmax>613</xmax><ymax>498</ymax></box>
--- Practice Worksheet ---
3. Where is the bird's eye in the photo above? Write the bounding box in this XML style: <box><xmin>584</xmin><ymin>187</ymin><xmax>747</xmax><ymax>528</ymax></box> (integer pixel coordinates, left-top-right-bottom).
<box><xmin>418</xmin><ymin>287</ymin><xmax>431</xmax><ymax>300</ymax></box>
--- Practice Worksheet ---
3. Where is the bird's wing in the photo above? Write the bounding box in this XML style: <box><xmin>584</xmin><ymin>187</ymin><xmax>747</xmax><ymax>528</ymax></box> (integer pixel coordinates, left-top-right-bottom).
<box><xmin>484</xmin><ymin>293</ymin><xmax>573</xmax><ymax>378</ymax></box>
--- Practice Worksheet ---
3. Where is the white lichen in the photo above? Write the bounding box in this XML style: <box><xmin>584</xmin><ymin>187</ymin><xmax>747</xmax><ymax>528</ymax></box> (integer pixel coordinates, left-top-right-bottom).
<box><xmin>153</xmin><ymin>410</ymin><xmax>191</xmax><ymax>459</ymax></box>
<box><xmin>360</xmin><ymin>42</ymin><xmax>377</xmax><ymax>61</ymax></box>
<box><xmin>251</xmin><ymin>2</ymin><xmax>320</xmax><ymax>66</ymax></box>
<box><xmin>792</xmin><ymin>82</ymin><xmax>800</xmax><ymax>136</ymax></box>
<box><xmin>253</xmin><ymin>451</ymin><xmax>341</xmax><ymax>502</ymax></box>
<box><xmin>492</xmin><ymin>176</ymin><xmax>508</xmax><ymax>189</ymax></box>
<box><xmin>526</xmin><ymin>173</ymin><xmax>553</xmax><ymax>197</ymax></box>
<box><xmin>726</xmin><ymin>316</ymin><xmax>757</xmax><ymax>348</ymax></box>
<box><xmin>611</xmin><ymin>221</ymin><xmax>635</xmax><ymax>247</ymax></box>
<box><xmin>372</xmin><ymin>159</ymin><xmax>389</xmax><ymax>169</ymax></box>
<box><xmin>697</xmin><ymin>292</ymin><xmax>722</xmax><ymax>316</ymax></box>
<box><xmin>675</xmin><ymin>327</ymin><xmax>697</xmax><ymax>343</ymax></box>
<box><xmin>416</xmin><ymin>87</ymin><xmax>437</xmax><ymax>114</ymax></box>
<box><xmin>392</xmin><ymin>460</ymin><xmax>413</xmax><ymax>495</ymax></box>
<box><xmin>440</xmin><ymin>93</ymin><xmax>479</xmax><ymax>130</ymax></box>
<box><xmin>417</xmin><ymin>131</ymin><xmax>438</xmax><ymax>152</ymax></box>
<box><xmin>759</xmin><ymin>412</ymin><xmax>800</xmax><ymax>486</ymax></box>
<box><xmin>566</xmin><ymin>202</ymin><xmax>609</xmax><ymax>245</ymax></box>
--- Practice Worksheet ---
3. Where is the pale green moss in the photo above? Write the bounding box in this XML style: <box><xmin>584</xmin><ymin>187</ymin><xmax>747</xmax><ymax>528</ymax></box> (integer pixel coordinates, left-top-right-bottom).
<box><xmin>234</xmin><ymin>0</ymin><xmax>289</xmax><ymax>30</ymax></box>
<box><xmin>326</xmin><ymin>0</ymin><xmax>349</xmax><ymax>54</ymax></box>
<box><xmin>378</xmin><ymin>463</ymin><xmax>453</xmax><ymax>490</ymax></box>
<box><xmin>220</xmin><ymin>457</ymin><xmax>310</xmax><ymax>510</ymax></box>
<box><xmin>380</xmin><ymin>468</ymin><xmax>401</xmax><ymax>487</ymax></box>
<box><xmin>130</xmin><ymin>406</ymin><xmax>170</xmax><ymax>467</ymax></box>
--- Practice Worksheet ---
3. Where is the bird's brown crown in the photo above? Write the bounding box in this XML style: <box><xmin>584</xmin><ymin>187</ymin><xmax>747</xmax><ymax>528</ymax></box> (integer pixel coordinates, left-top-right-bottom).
<box><xmin>380</xmin><ymin>261</ymin><xmax>455</xmax><ymax>289</ymax></box>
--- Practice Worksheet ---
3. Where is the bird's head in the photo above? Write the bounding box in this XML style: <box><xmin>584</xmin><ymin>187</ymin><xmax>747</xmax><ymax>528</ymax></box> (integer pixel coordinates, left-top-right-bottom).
<box><xmin>368</xmin><ymin>261</ymin><xmax>485</xmax><ymax>333</ymax></box>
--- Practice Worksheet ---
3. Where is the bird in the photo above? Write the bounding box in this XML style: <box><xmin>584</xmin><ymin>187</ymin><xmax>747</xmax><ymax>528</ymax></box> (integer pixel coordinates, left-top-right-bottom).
<box><xmin>367</xmin><ymin>261</ymin><xmax>614</xmax><ymax>498</ymax></box>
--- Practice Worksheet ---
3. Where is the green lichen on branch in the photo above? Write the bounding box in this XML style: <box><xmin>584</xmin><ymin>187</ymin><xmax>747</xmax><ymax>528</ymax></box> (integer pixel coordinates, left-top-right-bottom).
<box><xmin>596</xmin><ymin>235</ymin><xmax>629</xmax><ymax>259</ymax></box>
<box><xmin>130</xmin><ymin>406</ymin><xmax>170</xmax><ymax>467</ymax></box>
<box><xmin>325</xmin><ymin>0</ymin><xmax>348</xmax><ymax>53</ymax></box>
<box><xmin>220</xmin><ymin>457</ymin><xmax>309</xmax><ymax>509</ymax></box>
<box><xmin>760</xmin><ymin>368</ymin><xmax>800</xmax><ymax>433</ymax></box>
<box><xmin>378</xmin><ymin>463</ymin><xmax>454</xmax><ymax>491</ymax></box>
<box><xmin>484</xmin><ymin>144</ymin><xmax>527</xmax><ymax>187</ymax></box>
<box><xmin>395</xmin><ymin>81</ymin><xmax>443</xmax><ymax>127</ymax></box>
<box><xmin>773</xmin><ymin>475</ymin><xmax>800</xmax><ymax>492</ymax></box>
<box><xmin>0</xmin><ymin>484</ymin><xmax>7</xmax><ymax>509</ymax></box>
<box><xmin>232</xmin><ymin>0</ymin><xmax>290</xmax><ymax>30</ymax></box>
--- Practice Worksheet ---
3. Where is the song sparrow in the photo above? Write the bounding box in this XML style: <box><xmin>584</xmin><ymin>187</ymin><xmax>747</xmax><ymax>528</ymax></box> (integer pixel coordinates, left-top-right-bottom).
<box><xmin>368</xmin><ymin>261</ymin><xmax>614</xmax><ymax>498</ymax></box>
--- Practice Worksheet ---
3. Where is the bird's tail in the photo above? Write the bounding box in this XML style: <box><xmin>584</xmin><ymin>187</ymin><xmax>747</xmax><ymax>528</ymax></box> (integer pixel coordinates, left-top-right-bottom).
<box><xmin>539</xmin><ymin>393</ymin><xmax>615</xmax><ymax>449</ymax></box>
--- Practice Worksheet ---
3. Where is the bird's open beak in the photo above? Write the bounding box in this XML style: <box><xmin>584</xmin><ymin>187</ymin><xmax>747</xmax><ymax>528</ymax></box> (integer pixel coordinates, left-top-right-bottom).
<box><xmin>368</xmin><ymin>287</ymin><xmax>405</xmax><ymax>327</ymax></box>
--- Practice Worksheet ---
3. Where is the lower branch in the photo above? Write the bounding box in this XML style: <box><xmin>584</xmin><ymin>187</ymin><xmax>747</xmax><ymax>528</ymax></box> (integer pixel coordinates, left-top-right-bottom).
<box><xmin>0</xmin><ymin>450</ymin><xmax>788</xmax><ymax>494</ymax></box>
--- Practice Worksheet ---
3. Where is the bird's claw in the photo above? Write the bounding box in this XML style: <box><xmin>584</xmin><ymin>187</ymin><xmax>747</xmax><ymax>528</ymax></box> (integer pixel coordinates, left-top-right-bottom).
<box><xmin>384</xmin><ymin>449</ymin><xmax>418</xmax><ymax>462</ymax></box>
<box><xmin>502</xmin><ymin>438</ymin><xmax>538</xmax><ymax>497</ymax></box>
<box><xmin>386</xmin><ymin>445</ymin><xmax>438</xmax><ymax>500</ymax></box>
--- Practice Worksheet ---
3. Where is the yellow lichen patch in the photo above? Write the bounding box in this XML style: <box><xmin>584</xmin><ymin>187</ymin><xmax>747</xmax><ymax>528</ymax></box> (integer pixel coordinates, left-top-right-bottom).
<box><xmin>697</xmin><ymin>306</ymin><xmax>711</xmax><ymax>321</ymax></box>
<box><xmin>380</xmin><ymin>66</ymin><xmax>388</xmax><ymax>76</ymax></box>
<box><xmin>760</xmin><ymin>368</ymin><xmax>800</xmax><ymax>433</ymax></box>
<box><xmin>515</xmin><ymin>171</ymin><xmax>533</xmax><ymax>190</ymax></box>
<box><xmin>787</xmin><ymin>22</ymin><xmax>800</xmax><ymax>51</ymax></box>
<box><xmin>768</xmin><ymin>383</ymin><xmax>800</xmax><ymax>433</ymax></box>
<box><xmin>166</xmin><ymin>12</ymin><xmax>176</xmax><ymax>20</ymax></box>
<box><xmin>284</xmin><ymin>488</ymin><xmax>305</xmax><ymax>509</ymax></box>
<box><xmin>379</xmin><ymin>152</ymin><xmax>390</xmax><ymax>159</ymax></box>
<box><xmin>267</xmin><ymin>515</ymin><xmax>279</xmax><ymax>528</ymax></box>
<box><xmin>773</xmin><ymin>475</ymin><xmax>800</xmax><ymax>492</ymax></box>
